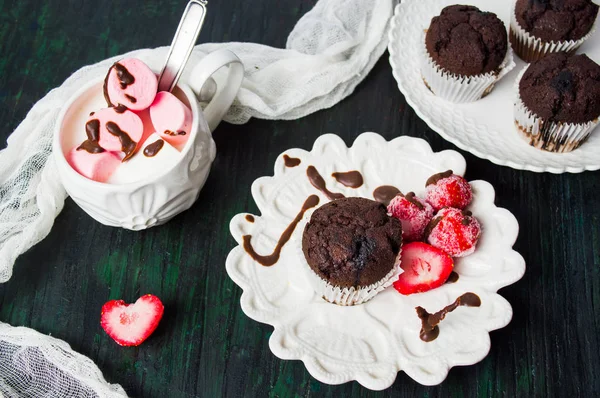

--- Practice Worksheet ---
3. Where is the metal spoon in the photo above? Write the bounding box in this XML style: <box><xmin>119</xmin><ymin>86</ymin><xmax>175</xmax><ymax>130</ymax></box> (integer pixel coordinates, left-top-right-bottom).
<box><xmin>157</xmin><ymin>0</ymin><xmax>216</xmax><ymax>101</ymax></box>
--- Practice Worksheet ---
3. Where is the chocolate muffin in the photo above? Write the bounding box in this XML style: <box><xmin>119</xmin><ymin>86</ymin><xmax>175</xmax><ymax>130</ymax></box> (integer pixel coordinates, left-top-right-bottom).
<box><xmin>426</xmin><ymin>5</ymin><xmax>509</xmax><ymax>76</ymax></box>
<box><xmin>510</xmin><ymin>0</ymin><xmax>599</xmax><ymax>62</ymax></box>
<box><xmin>302</xmin><ymin>197</ymin><xmax>402</xmax><ymax>303</ymax></box>
<box><xmin>515</xmin><ymin>52</ymin><xmax>600</xmax><ymax>152</ymax></box>
<box><xmin>421</xmin><ymin>5</ymin><xmax>514</xmax><ymax>103</ymax></box>
<box><xmin>515</xmin><ymin>0</ymin><xmax>598</xmax><ymax>43</ymax></box>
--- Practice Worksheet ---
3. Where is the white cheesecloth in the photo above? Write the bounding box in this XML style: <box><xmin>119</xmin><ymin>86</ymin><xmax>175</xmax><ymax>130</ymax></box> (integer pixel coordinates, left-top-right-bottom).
<box><xmin>0</xmin><ymin>0</ymin><xmax>396</xmax><ymax>396</ymax></box>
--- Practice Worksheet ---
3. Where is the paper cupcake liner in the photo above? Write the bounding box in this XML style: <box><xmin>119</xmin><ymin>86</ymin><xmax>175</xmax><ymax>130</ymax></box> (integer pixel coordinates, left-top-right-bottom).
<box><xmin>296</xmin><ymin>218</ymin><xmax>402</xmax><ymax>306</ymax></box>
<box><xmin>509</xmin><ymin>3</ymin><xmax>597</xmax><ymax>63</ymax></box>
<box><xmin>513</xmin><ymin>67</ymin><xmax>600</xmax><ymax>153</ymax></box>
<box><xmin>420</xmin><ymin>33</ymin><xmax>516</xmax><ymax>103</ymax></box>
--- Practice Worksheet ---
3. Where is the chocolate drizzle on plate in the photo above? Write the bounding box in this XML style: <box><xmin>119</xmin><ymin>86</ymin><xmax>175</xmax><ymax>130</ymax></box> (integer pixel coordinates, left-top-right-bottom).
<box><xmin>446</xmin><ymin>271</ymin><xmax>459</xmax><ymax>283</ymax></box>
<box><xmin>306</xmin><ymin>166</ymin><xmax>344</xmax><ymax>201</ymax></box>
<box><xmin>331</xmin><ymin>170</ymin><xmax>363</xmax><ymax>188</ymax></box>
<box><xmin>243</xmin><ymin>195</ymin><xmax>319</xmax><ymax>266</ymax></box>
<box><xmin>426</xmin><ymin>170</ymin><xmax>453</xmax><ymax>186</ymax></box>
<box><xmin>143</xmin><ymin>139</ymin><xmax>164</xmax><ymax>157</ymax></box>
<box><xmin>77</xmin><ymin>119</ymin><xmax>105</xmax><ymax>153</ymax></box>
<box><xmin>106</xmin><ymin>121</ymin><xmax>137</xmax><ymax>161</ymax></box>
<box><xmin>283</xmin><ymin>154</ymin><xmax>301</xmax><ymax>168</ymax></box>
<box><xmin>416</xmin><ymin>292</ymin><xmax>481</xmax><ymax>342</ymax></box>
<box><xmin>373</xmin><ymin>185</ymin><xmax>402</xmax><ymax>206</ymax></box>
<box><xmin>245</xmin><ymin>215</ymin><xmax>255</xmax><ymax>223</ymax></box>
<box><xmin>164</xmin><ymin>130</ymin><xmax>187</xmax><ymax>136</ymax></box>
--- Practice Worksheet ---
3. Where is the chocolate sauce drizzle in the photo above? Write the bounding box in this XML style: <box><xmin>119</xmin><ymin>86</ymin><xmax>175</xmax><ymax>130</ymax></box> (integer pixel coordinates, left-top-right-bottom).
<box><xmin>283</xmin><ymin>154</ymin><xmax>301</xmax><ymax>168</ymax></box>
<box><xmin>143</xmin><ymin>139</ymin><xmax>164</xmax><ymax>157</ymax></box>
<box><xmin>426</xmin><ymin>170</ymin><xmax>453</xmax><ymax>186</ymax></box>
<box><xmin>416</xmin><ymin>292</ymin><xmax>481</xmax><ymax>342</ymax></box>
<box><xmin>114</xmin><ymin>62</ymin><xmax>135</xmax><ymax>89</ymax></box>
<box><xmin>77</xmin><ymin>140</ymin><xmax>105</xmax><ymax>154</ymax></box>
<box><xmin>106</xmin><ymin>121</ymin><xmax>137</xmax><ymax>161</ymax></box>
<box><xmin>373</xmin><ymin>185</ymin><xmax>402</xmax><ymax>206</ymax></box>
<box><xmin>332</xmin><ymin>171</ymin><xmax>363</xmax><ymax>188</ymax></box>
<box><xmin>306</xmin><ymin>166</ymin><xmax>344</xmax><ymax>201</ymax></box>
<box><xmin>243</xmin><ymin>195</ymin><xmax>320</xmax><ymax>266</ymax></box>
<box><xmin>164</xmin><ymin>130</ymin><xmax>187</xmax><ymax>136</ymax></box>
<box><xmin>114</xmin><ymin>104</ymin><xmax>128</xmax><ymax>114</ymax></box>
<box><xmin>404</xmin><ymin>192</ymin><xmax>424</xmax><ymax>210</ymax></box>
<box><xmin>125</xmin><ymin>94</ymin><xmax>137</xmax><ymax>104</ymax></box>
<box><xmin>102</xmin><ymin>62</ymin><xmax>135</xmax><ymax>107</ymax></box>
<box><xmin>245</xmin><ymin>215</ymin><xmax>255</xmax><ymax>223</ymax></box>
<box><xmin>77</xmin><ymin>119</ymin><xmax>105</xmax><ymax>153</ymax></box>
<box><xmin>446</xmin><ymin>271</ymin><xmax>459</xmax><ymax>283</ymax></box>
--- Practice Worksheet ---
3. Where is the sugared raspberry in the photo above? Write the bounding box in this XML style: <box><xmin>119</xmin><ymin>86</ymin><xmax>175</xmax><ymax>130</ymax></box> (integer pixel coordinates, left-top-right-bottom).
<box><xmin>425</xmin><ymin>207</ymin><xmax>481</xmax><ymax>257</ymax></box>
<box><xmin>425</xmin><ymin>170</ymin><xmax>472</xmax><ymax>211</ymax></box>
<box><xmin>387</xmin><ymin>192</ymin><xmax>434</xmax><ymax>241</ymax></box>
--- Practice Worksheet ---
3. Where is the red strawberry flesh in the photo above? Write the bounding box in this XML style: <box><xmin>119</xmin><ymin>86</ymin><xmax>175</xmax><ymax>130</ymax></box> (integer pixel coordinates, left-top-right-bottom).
<box><xmin>101</xmin><ymin>294</ymin><xmax>164</xmax><ymax>347</ymax></box>
<box><xmin>393</xmin><ymin>242</ymin><xmax>454</xmax><ymax>295</ymax></box>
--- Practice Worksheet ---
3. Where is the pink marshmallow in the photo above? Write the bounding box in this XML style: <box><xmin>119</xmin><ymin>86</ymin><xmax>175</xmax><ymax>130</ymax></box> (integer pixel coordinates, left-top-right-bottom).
<box><xmin>149</xmin><ymin>91</ymin><xmax>192</xmax><ymax>147</ymax></box>
<box><xmin>66</xmin><ymin>147</ymin><xmax>122</xmax><ymax>183</ymax></box>
<box><xmin>89</xmin><ymin>107</ymin><xmax>144</xmax><ymax>160</ymax></box>
<box><xmin>104</xmin><ymin>58</ymin><xmax>158</xmax><ymax>111</ymax></box>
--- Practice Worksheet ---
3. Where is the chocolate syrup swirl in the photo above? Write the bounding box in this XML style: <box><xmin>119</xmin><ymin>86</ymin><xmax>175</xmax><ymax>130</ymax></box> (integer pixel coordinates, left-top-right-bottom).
<box><xmin>416</xmin><ymin>292</ymin><xmax>481</xmax><ymax>342</ymax></box>
<box><xmin>283</xmin><ymin>154</ymin><xmax>301</xmax><ymax>167</ymax></box>
<box><xmin>143</xmin><ymin>139</ymin><xmax>164</xmax><ymax>157</ymax></box>
<box><xmin>426</xmin><ymin>170</ymin><xmax>453</xmax><ymax>186</ymax></box>
<box><xmin>306</xmin><ymin>166</ymin><xmax>344</xmax><ymax>201</ymax></box>
<box><xmin>243</xmin><ymin>195</ymin><xmax>320</xmax><ymax>266</ymax></box>
<box><xmin>373</xmin><ymin>185</ymin><xmax>401</xmax><ymax>206</ymax></box>
<box><xmin>76</xmin><ymin>119</ymin><xmax>105</xmax><ymax>153</ymax></box>
<box><xmin>106</xmin><ymin>121</ymin><xmax>137</xmax><ymax>161</ymax></box>
<box><xmin>164</xmin><ymin>130</ymin><xmax>187</xmax><ymax>136</ymax></box>
<box><xmin>245</xmin><ymin>215</ymin><xmax>255</xmax><ymax>223</ymax></box>
<box><xmin>125</xmin><ymin>94</ymin><xmax>137</xmax><ymax>104</ymax></box>
<box><xmin>332</xmin><ymin>171</ymin><xmax>363</xmax><ymax>188</ymax></box>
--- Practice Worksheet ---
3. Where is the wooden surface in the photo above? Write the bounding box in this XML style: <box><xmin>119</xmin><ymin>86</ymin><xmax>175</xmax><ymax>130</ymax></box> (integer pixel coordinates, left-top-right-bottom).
<box><xmin>1</xmin><ymin>0</ymin><xmax>599</xmax><ymax>396</ymax></box>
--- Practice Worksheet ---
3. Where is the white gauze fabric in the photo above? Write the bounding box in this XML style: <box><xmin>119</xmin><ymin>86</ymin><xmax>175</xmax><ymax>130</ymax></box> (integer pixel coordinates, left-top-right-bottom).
<box><xmin>0</xmin><ymin>0</ymin><xmax>394</xmax><ymax>394</ymax></box>
<box><xmin>0</xmin><ymin>0</ymin><xmax>394</xmax><ymax>284</ymax></box>
<box><xmin>0</xmin><ymin>322</ymin><xmax>127</xmax><ymax>397</ymax></box>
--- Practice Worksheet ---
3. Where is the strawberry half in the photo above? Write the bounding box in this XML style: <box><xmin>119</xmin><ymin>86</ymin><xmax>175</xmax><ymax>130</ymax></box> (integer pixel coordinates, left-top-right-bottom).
<box><xmin>393</xmin><ymin>242</ymin><xmax>454</xmax><ymax>295</ymax></box>
<box><xmin>100</xmin><ymin>294</ymin><xmax>164</xmax><ymax>346</ymax></box>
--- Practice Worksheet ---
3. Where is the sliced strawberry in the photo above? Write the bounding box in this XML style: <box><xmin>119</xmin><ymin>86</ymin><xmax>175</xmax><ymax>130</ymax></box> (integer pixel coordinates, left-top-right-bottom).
<box><xmin>393</xmin><ymin>242</ymin><xmax>454</xmax><ymax>295</ymax></box>
<box><xmin>100</xmin><ymin>294</ymin><xmax>164</xmax><ymax>347</ymax></box>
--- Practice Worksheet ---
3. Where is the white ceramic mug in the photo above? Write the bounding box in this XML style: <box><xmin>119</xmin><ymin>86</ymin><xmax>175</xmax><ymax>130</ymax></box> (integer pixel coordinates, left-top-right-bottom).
<box><xmin>53</xmin><ymin>49</ymin><xmax>244</xmax><ymax>230</ymax></box>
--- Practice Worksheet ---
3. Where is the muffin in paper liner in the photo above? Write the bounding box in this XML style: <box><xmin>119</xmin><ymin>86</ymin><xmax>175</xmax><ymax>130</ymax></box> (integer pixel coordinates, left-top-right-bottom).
<box><xmin>514</xmin><ymin>67</ymin><xmax>600</xmax><ymax>153</ymax></box>
<box><xmin>509</xmin><ymin>2</ymin><xmax>597</xmax><ymax>63</ymax></box>
<box><xmin>296</xmin><ymin>217</ymin><xmax>403</xmax><ymax>306</ymax></box>
<box><xmin>420</xmin><ymin>33</ymin><xmax>516</xmax><ymax>104</ymax></box>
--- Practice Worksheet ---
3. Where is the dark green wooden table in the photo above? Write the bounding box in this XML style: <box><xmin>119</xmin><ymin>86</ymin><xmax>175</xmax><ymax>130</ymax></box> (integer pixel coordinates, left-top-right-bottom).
<box><xmin>1</xmin><ymin>1</ymin><xmax>599</xmax><ymax>396</ymax></box>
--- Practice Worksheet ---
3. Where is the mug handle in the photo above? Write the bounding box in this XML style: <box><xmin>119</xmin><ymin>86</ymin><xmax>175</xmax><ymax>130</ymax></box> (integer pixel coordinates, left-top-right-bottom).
<box><xmin>188</xmin><ymin>49</ymin><xmax>244</xmax><ymax>132</ymax></box>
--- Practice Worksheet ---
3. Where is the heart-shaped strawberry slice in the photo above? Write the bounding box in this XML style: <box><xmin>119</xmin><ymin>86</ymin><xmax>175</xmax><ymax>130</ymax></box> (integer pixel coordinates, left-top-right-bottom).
<box><xmin>100</xmin><ymin>294</ymin><xmax>164</xmax><ymax>346</ymax></box>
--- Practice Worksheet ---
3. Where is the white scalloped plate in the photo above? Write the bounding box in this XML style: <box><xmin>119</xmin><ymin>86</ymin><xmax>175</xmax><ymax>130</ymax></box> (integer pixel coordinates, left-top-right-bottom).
<box><xmin>388</xmin><ymin>0</ymin><xmax>600</xmax><ymax>173</ymax></box>
<box><xmin>226</xmin><ymin>133</ymin><xmax>526</xmax><ymax>389</ymax></box>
